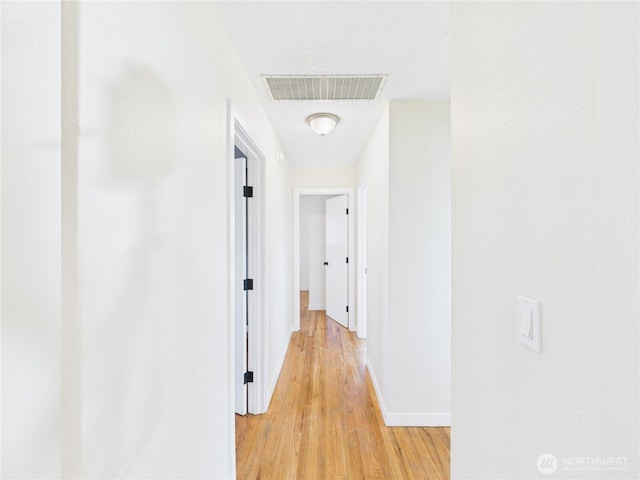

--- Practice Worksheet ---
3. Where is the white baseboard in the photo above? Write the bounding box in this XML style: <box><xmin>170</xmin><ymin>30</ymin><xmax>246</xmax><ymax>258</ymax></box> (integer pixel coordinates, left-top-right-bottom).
<box><xmin>384</xmin><ymin>412</ymin><xmax>451</xmax><ymax>427</ymax></box>
<box><xmin>266</xmin><ymin>328</ymin><xmax>293</xmax><ymax>409</ymax></box>
<box><xmin>366</xmin><ymin>359</ymin><xmax>451</xmax><ymax>427</ymax></box>
<box><xmin>367</xmin><ymin>359</ymin><xmax>388</xmax><ymax>420</ymax></box>
<box><xmin>307</xmin><ymin>304</ymin><xmax>325</xmax><ymax>311</ymax></box>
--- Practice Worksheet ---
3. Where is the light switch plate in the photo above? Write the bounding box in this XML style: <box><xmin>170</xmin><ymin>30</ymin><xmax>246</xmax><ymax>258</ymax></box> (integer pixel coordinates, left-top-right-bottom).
<box><xmin>517</xmin><ymin>296</ymin><xmax>541</xmax><ymax>352</ymax></box>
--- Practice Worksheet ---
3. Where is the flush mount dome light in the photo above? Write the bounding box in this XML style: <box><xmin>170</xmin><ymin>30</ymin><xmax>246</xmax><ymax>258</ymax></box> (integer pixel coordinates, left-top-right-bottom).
<box><xmin>307</xmin><ymin>113</ymin><xmax>339</xmax><ymax>136</ymax></box>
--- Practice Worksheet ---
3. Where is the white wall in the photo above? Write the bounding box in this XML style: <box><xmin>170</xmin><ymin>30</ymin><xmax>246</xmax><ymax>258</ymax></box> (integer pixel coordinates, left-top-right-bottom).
<box><xmin>265</xmin><ymin>147</ymin><xmax>293</xmax><ymax>406</ymax></box>
<box><xmin>357</xmin><ymin>105</ymin><xmax>390</xmax><ymax>420</ymax></box>
<box><xmin>3</xmin><ymin>2</ymin><xmax>293</xmax><ymax>478</ymax></box>
<box><xmin>387</xmin><ymin>101</ymin><xmax>451</xmax><ymax>425</ymax></box>
<box><xmin>73</xmin><ymin>3</ymin><xmax>292</xmax><ymax>477</ymax></box>
<box><xmin>360</xmin><ymin>102</ymin><xmax>451</xmax><ymax>426</ymax></box>
<box><xmin>292</xmin><ymin>165</ymin><xmax>357</xmax><ymax>188</ymax></box>
<box><xmin>1</xmin><ymin>3</ymin><xmax>62</xmax><ymax>478</ymax></box>
<box><xmin>450</xmin><ymin>2</ymin><xmax>638</xmax><ymax>479</ymax></box>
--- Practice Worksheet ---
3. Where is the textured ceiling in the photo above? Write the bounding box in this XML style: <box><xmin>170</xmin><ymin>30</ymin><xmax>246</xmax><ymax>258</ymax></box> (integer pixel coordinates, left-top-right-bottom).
<box><xmin>215</xmin><ymin>1</ymin><xmax>450</xmax><ymax>167</ymax></box>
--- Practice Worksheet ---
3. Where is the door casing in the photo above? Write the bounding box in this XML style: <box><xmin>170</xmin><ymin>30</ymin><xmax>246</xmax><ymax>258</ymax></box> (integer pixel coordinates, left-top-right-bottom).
<box><xmin>357</xmin><ymin>182</ymin><xmax>368</xmax><ymax>339</ymax></box>
<box><xmin>293</xmin><ymin>188</ymin><xmax>355</xmax><ymax>332</ymax></box>
<box><xmin>227</xmin><ymin>101</ymin><xmax>267</xmax><ymax>418</ymax></box>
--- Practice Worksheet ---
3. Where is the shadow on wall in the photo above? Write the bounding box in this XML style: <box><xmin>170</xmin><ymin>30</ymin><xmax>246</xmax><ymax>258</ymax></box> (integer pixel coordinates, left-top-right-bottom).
<box><xmin>81</xmin><ymin>62</ymin><xmax>177</xmax><ymax>475</ymax></box>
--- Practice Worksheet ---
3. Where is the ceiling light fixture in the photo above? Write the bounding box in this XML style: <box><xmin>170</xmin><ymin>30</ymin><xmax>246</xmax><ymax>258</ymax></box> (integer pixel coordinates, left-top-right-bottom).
<box><xmin>307</xmin><ymin>113</ymin><xmax>339</xmax><ymax>137</ymax></box>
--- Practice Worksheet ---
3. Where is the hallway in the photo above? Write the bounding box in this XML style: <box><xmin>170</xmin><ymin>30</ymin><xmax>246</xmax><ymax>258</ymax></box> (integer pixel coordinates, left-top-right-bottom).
<box><xmin>235</xmin><ymin>292</ymin><xmax>450</xmax><ymax>479</ymax></box>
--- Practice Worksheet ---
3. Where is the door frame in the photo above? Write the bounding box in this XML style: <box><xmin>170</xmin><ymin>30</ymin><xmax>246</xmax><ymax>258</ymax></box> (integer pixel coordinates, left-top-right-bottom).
<box><xmin>293</xmin><ymin>188</ymin><xmax>355</xmax><ymax>332</ymax></box>
<box><xmin>227</xmin><ymin>101</ymin><xmax>267</xmax><ymax>417</ymax></box>
<box><xmin>357</xmin><ymin>181</ymin><xmax>368</xmax><ymax>339</ymax></box>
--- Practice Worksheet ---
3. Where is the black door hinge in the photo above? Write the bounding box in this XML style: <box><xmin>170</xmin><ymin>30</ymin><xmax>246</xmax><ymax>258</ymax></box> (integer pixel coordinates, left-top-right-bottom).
<box><xmin>346</xmin><ymin>305</ymin><xmax>349</xmax><ymax>313</ymax></box>
<box><xmin>243</xmin><ymin>186</ymin><xmax>253</xmax><ymax>198</ymax></box>
<box><xmin>244</xmin><ymin>371</ymin><xmax>254</xmax><ymax>384</ymax></box>
<box><xmin>346</xmin><ymin>257</ymin><xmax>349</xmax><ymax>264</ymax></box>
<box><xmin>346</xmin><ymin>208</ymin><xmax>349</xmax><ymax>215</ymax></box>
<box><xmin>244</xmin><ymin>279</ymin><xmax>254</xmax><ymax>291</ymax></box>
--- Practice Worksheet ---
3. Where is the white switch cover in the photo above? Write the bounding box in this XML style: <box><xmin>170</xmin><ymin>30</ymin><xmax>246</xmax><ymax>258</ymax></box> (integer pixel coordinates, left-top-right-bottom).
<box><xmin>517</xmin><ymin>296</ymin><xmax>541</xmax><ymax>352</ymax></box>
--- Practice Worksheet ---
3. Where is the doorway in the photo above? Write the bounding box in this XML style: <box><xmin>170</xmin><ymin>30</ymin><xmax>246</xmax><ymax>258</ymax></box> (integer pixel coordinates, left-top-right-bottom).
<box><xmin>292</xmin><ymin>188</ymin><xmax>355</xmax><ymax>332</ymax></box>
<box><xmin>300</xmin><ymin>195</ymin><xmax>335</xmax><ymax>312</ymax></box>
<box><xmin>229</xmin><ymin>110</ymin><xmax>266</xmax><ymax>416</ymax></box>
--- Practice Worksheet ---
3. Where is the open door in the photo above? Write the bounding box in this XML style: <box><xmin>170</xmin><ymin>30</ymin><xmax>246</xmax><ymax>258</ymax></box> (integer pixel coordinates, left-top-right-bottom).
<box><xmin>231</xmin><ymin>116</ymin><xmax>266</xmax><ymax>416</ymax></box>
<box><xmin>234</xmin><ymin>148</ymin><xmax>248</xmax><ymax>415</ymax></box>
<box><xmin>325</xmin><ymin>195</ymin><xmax>349</xmax><ymax>328</ymax></box>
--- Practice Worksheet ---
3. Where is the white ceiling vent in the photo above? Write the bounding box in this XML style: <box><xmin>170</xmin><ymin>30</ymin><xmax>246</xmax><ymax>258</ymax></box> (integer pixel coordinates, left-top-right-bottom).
<box><xmin>263</xmin><ymin>75</ymin><xmax>386</xmax><ymax>100</ymax></box>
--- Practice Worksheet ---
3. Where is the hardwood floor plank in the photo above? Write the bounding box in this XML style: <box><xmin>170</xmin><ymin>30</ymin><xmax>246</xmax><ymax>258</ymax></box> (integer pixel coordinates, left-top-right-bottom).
<box><xmin>236</xmin><ymin>291</ymin><xmax>450</xmax><ymax>479</ymax></box>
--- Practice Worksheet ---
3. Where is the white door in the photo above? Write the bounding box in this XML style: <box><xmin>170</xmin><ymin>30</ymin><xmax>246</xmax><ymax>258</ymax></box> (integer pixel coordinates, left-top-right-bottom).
<box><xmin>325</xmin><ymin>195</ymin><xmax>349</xmax><ymax>328</ymax></box>
<box><xmin>234</xmin><ymin>152</ymin><xmax>248</xmax><ymax>415</ymax></box>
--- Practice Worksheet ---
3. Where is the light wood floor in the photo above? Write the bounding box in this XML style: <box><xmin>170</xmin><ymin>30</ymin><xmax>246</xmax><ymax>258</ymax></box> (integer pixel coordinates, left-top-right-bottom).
<box><xmin>235</xmin><ymin>291</ymin><xmax>450</xmax><ymax>479</ymax></box>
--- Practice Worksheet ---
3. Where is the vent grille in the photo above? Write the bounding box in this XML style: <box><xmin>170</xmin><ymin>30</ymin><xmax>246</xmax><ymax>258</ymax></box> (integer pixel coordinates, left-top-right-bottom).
<box><xmin>263</xmin><ymin>75</ymin><xmax>385</xmax><ymax>100</ymax></box>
